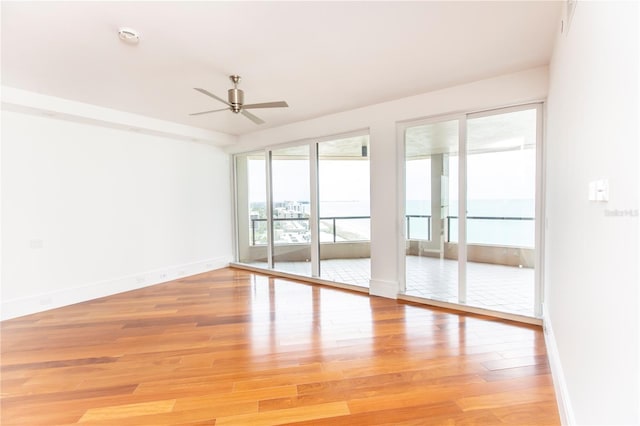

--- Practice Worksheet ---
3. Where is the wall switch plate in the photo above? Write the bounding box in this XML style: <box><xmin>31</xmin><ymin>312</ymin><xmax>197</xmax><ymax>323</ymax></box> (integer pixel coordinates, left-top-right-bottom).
<box><xmin>588</xmin><ymin>179</ymin><xmax>609</xmax><ymax>202</ymax></box>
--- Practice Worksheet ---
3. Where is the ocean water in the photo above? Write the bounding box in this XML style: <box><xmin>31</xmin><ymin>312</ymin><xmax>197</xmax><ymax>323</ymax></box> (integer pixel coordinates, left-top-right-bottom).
<box><xmin>253</xmin><ymin>199</ymin><xmax>535</xmax><ymax>248</ymax></box>
<box><xmin>320</xmin><ymin>199</ymin><xmax>535</xmax><ymax>247</ymax></box>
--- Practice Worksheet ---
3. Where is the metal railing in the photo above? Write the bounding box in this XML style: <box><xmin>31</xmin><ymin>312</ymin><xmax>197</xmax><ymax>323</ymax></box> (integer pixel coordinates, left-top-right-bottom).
<box><xmin>250</xmin><ymin>215</ymin><xmax>534</xmax><ymax>245</ymax></box>
<box><xmin>406</xmin><ymin>214</ymin><xmax>431</xmax><ymax>241</ymax></box>
<box><xmin>319</xmin><ymin>216</ymin><xmax>370</xmax><ymax>243</ymax></box>
<box><xmin>251</xmin><ymin>216</ymin><xmax>371</xmax><ymax>245</ymax></box>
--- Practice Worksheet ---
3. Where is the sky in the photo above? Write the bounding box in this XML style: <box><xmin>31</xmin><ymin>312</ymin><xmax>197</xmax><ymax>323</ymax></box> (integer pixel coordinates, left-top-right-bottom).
<box><xmin>249</xmin><ymin>159</ymin><xmax>371</xmax><ymax>203</ymax></box>
<box><xmin>248</xmin><ymin>148</ymin><xmax>535</xmax><ymax>205</ymax></box>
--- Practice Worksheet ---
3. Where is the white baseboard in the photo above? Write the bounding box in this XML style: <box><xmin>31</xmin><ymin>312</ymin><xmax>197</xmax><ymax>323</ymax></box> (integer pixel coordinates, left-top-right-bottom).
<box><xmin>1</xmin><ymin>256</ymin><xmax>231</xmax><ymax>321</ymax></box>
<box><xmin>369</xmin><ymin>279</ymin><xmax>398</xmax><ymax>299</ymax></box>
<box><xmin>542</xmin><ymin>306</ymin><xmax>576</xmax><ymax>425</ymax></box>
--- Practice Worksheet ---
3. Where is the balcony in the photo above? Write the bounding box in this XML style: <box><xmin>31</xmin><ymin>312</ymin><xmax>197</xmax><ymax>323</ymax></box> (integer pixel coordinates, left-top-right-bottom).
<box><xmin>248</xmin><ymin>214</ymin><xmax>534</xmax><ymax>267</ymax></box>
<box><xmin>239</xmin><ymin>214</ymin><xmax>535</xmax><ymax>317</ymax></box>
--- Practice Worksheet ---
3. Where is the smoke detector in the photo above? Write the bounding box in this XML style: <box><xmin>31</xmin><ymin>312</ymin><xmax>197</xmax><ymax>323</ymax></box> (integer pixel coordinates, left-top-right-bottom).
<box><xmin>118</xmin><ymin>27</ymin><xmax>140</xmax><ymax>44</ymax></box>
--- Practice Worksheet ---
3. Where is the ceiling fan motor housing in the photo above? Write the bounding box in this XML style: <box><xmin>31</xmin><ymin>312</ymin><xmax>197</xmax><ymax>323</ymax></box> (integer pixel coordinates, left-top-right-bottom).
<box><xmin>228</xmin><ymin>88</ymin><xmax>244</xmax><ymax>112</ymax></box>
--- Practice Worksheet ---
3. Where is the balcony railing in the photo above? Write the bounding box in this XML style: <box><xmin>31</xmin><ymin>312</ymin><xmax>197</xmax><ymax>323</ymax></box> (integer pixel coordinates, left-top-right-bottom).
<box><xmin>250</xmin><ymin>215</ymin><xmax>533</xmax><ymax>246</ymax></box>
<box><xmin>406</xmin><ymin>214</ymin><xmax>431</xmax><ymax>241</ymax></box>
<box><xmin>251</xmin><ymin>216</ymin><xmax>371</xmax><ymax>245</ymax></box>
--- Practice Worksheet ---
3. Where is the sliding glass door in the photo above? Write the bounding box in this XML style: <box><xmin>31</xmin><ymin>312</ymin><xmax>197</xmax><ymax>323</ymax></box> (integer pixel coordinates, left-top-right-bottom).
<box><xmin>235</xmin><ymin>151</ymin><xmax>268</xmax><ymax>266</ymax></box>
<box><xmin>318</xmin><ymin>135</ymin><xmax>370</xmax><ymax>287</ymax></box>
<box><xmin>270</xmin><ymin>145</ymin><xmax>312</xmax><ymax>276</ymax></box>
<box><xmin>465</xmin><ymin>107</ymin><xmax>538</xmax><ymax>315</ymax></box>
<box><xmin>402</xmin><ymin>104</ymin><xmax>542</xmax><ymax>317</ymax></box>
<box><xmin>404</xmin><ymin>119</ymin><xmax>459</xmax><ymax>302</ymax></box>
<box><xmin>234</xmin><ymin>132</ymin><xmax>371</xmax><ymax>288</ymax></box>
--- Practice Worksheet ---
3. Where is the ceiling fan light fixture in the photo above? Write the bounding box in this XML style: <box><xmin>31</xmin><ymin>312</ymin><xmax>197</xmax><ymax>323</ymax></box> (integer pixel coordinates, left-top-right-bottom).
<box><xmin>118</xmin><ymin>27</ymin><xmax>140</xmax><ymax>44</ymax></box>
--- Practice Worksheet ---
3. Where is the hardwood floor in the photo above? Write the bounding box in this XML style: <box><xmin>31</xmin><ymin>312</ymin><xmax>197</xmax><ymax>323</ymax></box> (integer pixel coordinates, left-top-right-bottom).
<box><xmin>0</xmin><ymin>267</ymin><xmax>559</xmax><ymax>425</ymax></box>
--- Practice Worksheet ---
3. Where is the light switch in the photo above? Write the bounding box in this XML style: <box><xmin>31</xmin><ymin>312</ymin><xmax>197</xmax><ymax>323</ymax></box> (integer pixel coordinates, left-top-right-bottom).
<box><xmin>588</xmin><ymin>179</ymin><xmax>609</xmax><ymax>202</ymax></box>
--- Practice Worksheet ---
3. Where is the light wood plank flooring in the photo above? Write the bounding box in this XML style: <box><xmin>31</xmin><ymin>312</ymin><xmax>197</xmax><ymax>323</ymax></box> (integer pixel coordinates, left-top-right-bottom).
<box><xmin>1</xmin><ymin>267</ymin><xmax>559</xmax><ymax>425</ymax></box>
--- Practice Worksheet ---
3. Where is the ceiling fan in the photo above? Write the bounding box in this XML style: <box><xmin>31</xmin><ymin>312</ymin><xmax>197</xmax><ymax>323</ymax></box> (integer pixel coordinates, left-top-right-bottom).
<box><xmin>190</xmin><ymin>75</ymin><xmax>288</xmax><ymax>125</ymax></box>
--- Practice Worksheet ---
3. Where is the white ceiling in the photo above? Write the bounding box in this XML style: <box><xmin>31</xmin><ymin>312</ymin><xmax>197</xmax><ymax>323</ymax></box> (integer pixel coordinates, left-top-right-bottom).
<box><xmin>1</xmin><ymin>1</ymin><xmax>561</xmax><ymax>136</ymax></box>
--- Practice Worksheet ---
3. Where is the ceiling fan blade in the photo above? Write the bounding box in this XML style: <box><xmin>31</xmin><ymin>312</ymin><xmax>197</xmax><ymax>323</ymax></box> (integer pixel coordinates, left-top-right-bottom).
<box><xmin>193</xmin><ymin>88</ymin><xmax>230</xmax><ymax>106</ymax></box>
<box><xmin>241</xmin><ymin>110</ymin><xmax>265</xmax><ymax>125</ymax></box>
<box><xmin>242</xmin><ymin>101</ymin><xmax>289</xmax><ymax>109</ymax></box>
<box><xmin>189</xmin><ymin>107</ymin><xmax>229</xmax><ymax>116</ymax></box>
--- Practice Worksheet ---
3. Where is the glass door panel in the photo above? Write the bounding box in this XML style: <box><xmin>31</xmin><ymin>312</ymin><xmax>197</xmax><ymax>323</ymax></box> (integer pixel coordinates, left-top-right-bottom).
<box><xmin>318</xmin><ymin>135</ymin><xmax>371</xmax><ymax>287</ymax></box>
<box><xmin>404</xmin><ymin>119</ymin><xmax>459</xmax><ymax>302</ymax></box>
<box><xmin>270</xmin><ymin>145</ymin><xmax>312</xmax><ymax>276</ymax></box>
<box><xmin>235</xmin><ymin>151</ymin><xmax>268</xmax><ymax>267</ymax></box>
<box><xmin>465</xmin><ymin>107</ymin><xmax>538</xmax><ymax>316</ymax></box>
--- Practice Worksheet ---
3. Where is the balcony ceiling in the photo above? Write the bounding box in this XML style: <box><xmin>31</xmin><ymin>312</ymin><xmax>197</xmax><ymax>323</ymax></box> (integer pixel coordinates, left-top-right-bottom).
<box><xmin>1</xmin><ymin>1</ymin><xmax>561</xmax><ymax>137</ymax></box>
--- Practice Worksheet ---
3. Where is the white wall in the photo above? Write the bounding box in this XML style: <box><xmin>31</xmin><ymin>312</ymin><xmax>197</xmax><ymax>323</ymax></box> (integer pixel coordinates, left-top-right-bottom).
<box><xmin>1</xmin><ymin>98</ymin><xmax>234</xmax><ymax>319</ymax></box>
<box><xmin>229</xmin><ymin>67</ymin><xmax>549</xmax><ymax>298</ymax></box>
<box><xmin>545</xmin><ymin>2</ymin><xmax>639</xmax><ymax>424</ymax></box>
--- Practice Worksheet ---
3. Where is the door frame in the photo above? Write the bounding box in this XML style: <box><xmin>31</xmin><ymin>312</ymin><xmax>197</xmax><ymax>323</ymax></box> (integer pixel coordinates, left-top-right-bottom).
<box><xmin>397</xmin><ymin>102</ymin><xmax>544</xmax><ymax>318</ymax></box>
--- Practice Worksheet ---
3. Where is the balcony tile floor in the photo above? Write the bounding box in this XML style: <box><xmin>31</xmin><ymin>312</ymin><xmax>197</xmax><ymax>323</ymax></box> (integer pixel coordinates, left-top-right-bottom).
<box><xmin>243</xmin><ymin>255</ymin><xmax>534</xmax><ymax>317</ymax></box>
<box><xmin>404</xmin><ymin>256</ymin><xmax>534</xmax><ymax>317</ymax></box>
